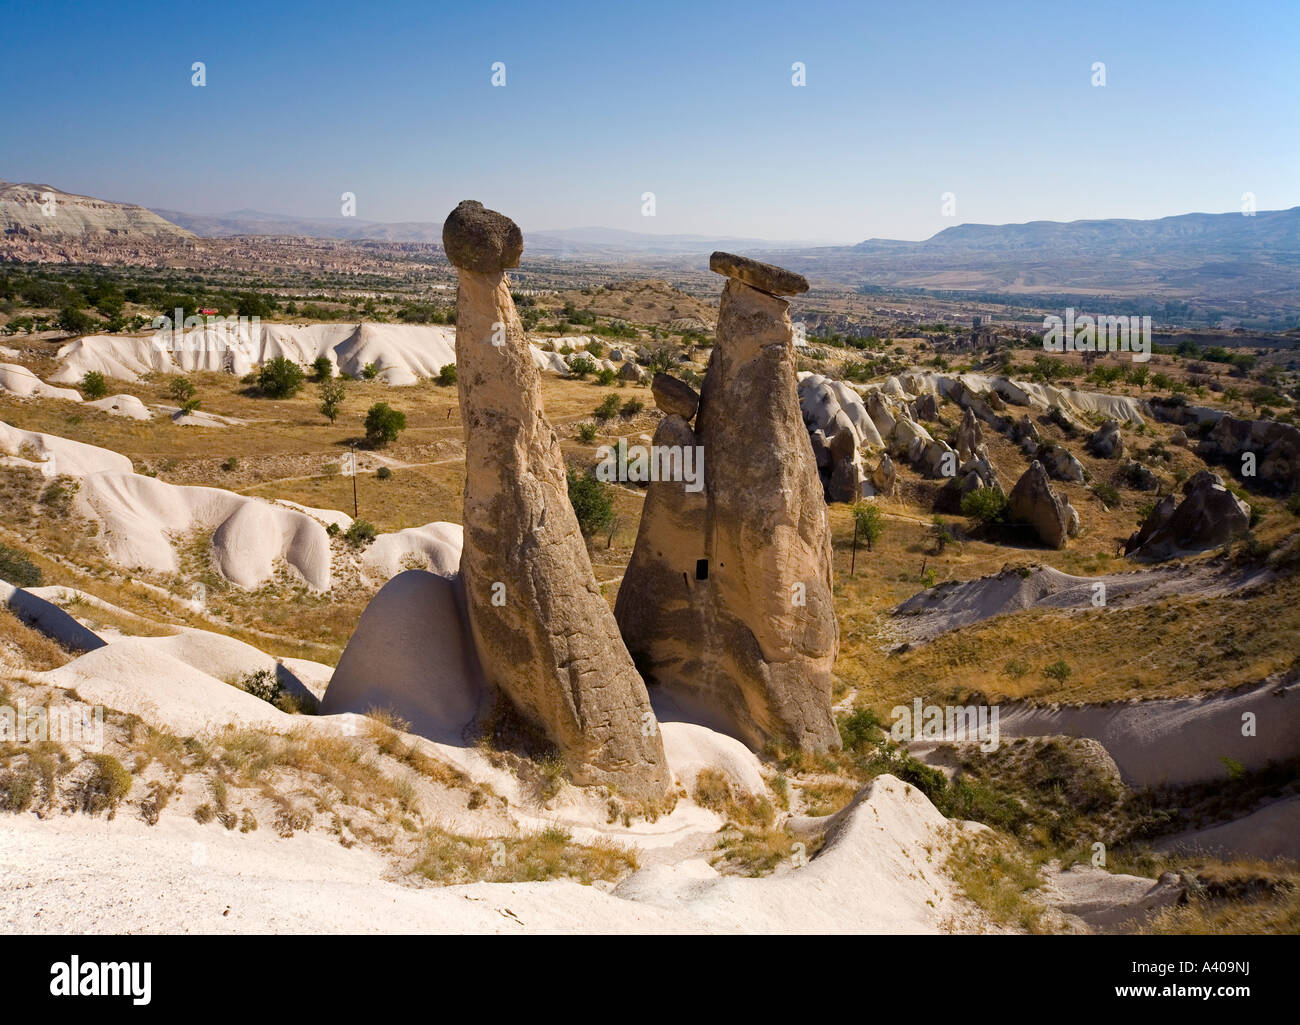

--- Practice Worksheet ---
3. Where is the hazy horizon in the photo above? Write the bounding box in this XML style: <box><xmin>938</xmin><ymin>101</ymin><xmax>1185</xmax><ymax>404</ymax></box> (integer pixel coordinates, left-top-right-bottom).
<box><xmin>3</xmin><ymin>0</ymin><xmax>1297</xmax><ymax>241</ymax></box>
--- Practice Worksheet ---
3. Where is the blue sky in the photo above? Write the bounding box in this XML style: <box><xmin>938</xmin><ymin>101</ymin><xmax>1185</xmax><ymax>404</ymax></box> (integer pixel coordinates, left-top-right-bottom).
<box><xmin>3</xmin><ymin>0</ymin><xmax>1297</xmax><ymax>241</ymax></box>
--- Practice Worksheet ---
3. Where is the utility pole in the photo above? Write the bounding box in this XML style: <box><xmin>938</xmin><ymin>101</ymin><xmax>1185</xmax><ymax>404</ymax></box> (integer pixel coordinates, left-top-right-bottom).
<box><xmin>350</xmin><ymin>441</ymin><xmax>358</xmax><ymax>518</ymax></box>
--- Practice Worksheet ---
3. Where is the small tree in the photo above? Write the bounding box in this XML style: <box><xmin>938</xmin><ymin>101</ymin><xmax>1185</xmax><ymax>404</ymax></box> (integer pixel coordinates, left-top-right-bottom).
<box><xmin>569</xmin><ymin>355</ymin><xmax>597</xmax><ymax>379</ymax></box>
<box><xmin>361</xmin><ymin>362</ymin><xmax>380</xmax><ymax>380</ymax></box>
<box><xmin>168</xmin><ymin>376</ymin><xmax>196</xmax><ymax>403</ymax></box>
<box><xmin>58</xmin><ymin>307</ymin><xmax>96</xmax><ymax>334</ymax></box>
<box><xmin>364</xmin><ymin>402</ymin><xmax>406</xmax><ymax>447</ymax></box>
<box><xmin>436</xmin><ymin>363</ymin><xmax>457</xmax><ymax>386</ymax></box>
<box><xmin>81</xmin><ymin>371</ymin><xmax>107</xmax><ymax>399</ymax></box>
<box><xmin>849</xmin><ymin>501</ymin><xmax>884</xmax><ymax>576</ymax></box>
<box><xmin>319</xmin><ymin>378</ymin><xmax>345</xmax><ymax>423</ymax></box>
<box><xmin>312</xmin><ymin>355</ymin><xmax>333</xmax><ymax>381</ymax></box>
<box><xmin>645</xmin><ymin>344</ymin><xmax>678</xmax><ymax>374</ymax></box>
<box><xmin>258</xmin><ymin>357</ymin><xmax>304</xmax><ymax>398</ymax></box>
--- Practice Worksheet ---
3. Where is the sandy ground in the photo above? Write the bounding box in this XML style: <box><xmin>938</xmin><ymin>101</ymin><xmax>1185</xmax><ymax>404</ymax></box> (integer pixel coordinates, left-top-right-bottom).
<box><xmin>0</xmin><ymin>775</ymin><xmax>983</xmax><ymax>935</ymax></box>
<box><xmin>999</xmin><ymin>679</ymin><xmax>1300</xmax><ymax>786</ymax></box>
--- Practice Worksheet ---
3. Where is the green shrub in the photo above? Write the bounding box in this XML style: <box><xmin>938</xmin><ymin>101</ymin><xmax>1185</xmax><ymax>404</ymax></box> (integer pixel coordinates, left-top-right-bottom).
<box><xmin>1090</xmin><ymin>482</ymin><xmax>1121</xmax><ymax>508</ymax></box>
<box><xmin>593</xmin><ymin>394</ymin><xmax>621</xmax><ymax>420</ymax></box>
<box><xmin>364</xmin><ymin>402</ymin><xmax>406</xmax><ymax>447</ymax></box>
<box><xmin>436</xmin><ymin>364</ymin><xmax>457</xmax><ymax>386</ymax></box>
<box><xmin>620</xmin><ymin>398</ymin><xmax>644</xmax><ymax>417</ymax></box>
<box><xmin>221</xmin><ymin>456</ymin><xmax>239</xmax><ymax>472</ymax></box>
<box><xmin>596</xmin><ymin>368</ymin><xmax>617</xmax><ymax>386</ymax></box>
<box><xmin>81</xmin><ymin>370</ymin><xmax>107</xmax><ymax>399</ymax></box>
<box><xmin>569</xmin><ymin>355</ymin><xmax>597</xmax><ymax>378</ymax></box>
<box><xmin>76</xmin><ymin>755</ymin><xmax>132</xmax><ymax>815</ymax></box>
<box><xmin>326</xmin><ymin>521</ymin><xmax>341</xmax><ymax>537</ymax></box>
<box><xmin>312</xmin><ymin>355</ymin><xmax>333</xmax><ymax>381</ymax></box>
<box><xmin>258</xmin><ymin>357</ymin><xmax>304</xmax><ymax>398</ymax></box>
<box><xmin>376</xmin><ymin>465</ymin><xmax>392</xmax><ymax>480</ymax></box>
<box><xmin>361</xmin><ymin>362</ymin><xmax>380</xmax><ymax>380</ymax></box>
<box><xmin>566</xmin><ymin>467</ymin><xmax>613</xmax><ymax>537</ymax></box>
<box><xmin>960</xmin><ymin>487</ymin><xmax>1007</xmax><ymax>524</ymax></box>
<box><xmin>345</xmin><ymin>519</ymin><xmax>378</xmax><ymax>547</ymax></box>
<box><xmin>1043</xmin><ymin>660</ymin><xmax>1072</xmax><ymax>682</ymax></box>
<box><xmin>577</xmin><ymin>421</ymin><xmax>598</xmax><ymax>442</ymax></box>
<box><xmin>838</xmin><ymin>708</ymin><xmax>883</xmax><ymax>753</ymax></box>
<box><xmin>239</xmin><ymin>668</ymin><xmax>282</xmax><ymax>704</ymax></box>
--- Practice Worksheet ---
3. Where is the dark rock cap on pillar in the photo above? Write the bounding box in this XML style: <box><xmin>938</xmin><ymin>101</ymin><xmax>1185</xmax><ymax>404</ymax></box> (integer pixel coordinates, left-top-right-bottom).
<box><xmin>709</xmin><ymin>251</ymin><xmax>810</xmax><ymax>296</ymax></box>
<box><xmin>442</xmin><ymin>200</ymin><xmax>524</xmax><ymax>272</ymax></box>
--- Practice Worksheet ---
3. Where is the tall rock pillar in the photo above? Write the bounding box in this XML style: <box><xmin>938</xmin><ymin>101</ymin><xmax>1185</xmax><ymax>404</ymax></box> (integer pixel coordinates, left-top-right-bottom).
<box><xmin>445</xmin><ymin>200</ymin><xmax>671</xmax><ymax>805</ymax></box>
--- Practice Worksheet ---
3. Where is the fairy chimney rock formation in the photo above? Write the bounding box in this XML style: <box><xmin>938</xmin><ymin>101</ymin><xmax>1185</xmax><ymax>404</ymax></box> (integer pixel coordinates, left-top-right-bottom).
<box><xmin>616</xmin><ymin>252</ymin><xmax>840</xmax><ymax>753</ymax></box>
<box><xmin>445</xmin><ymin>200</ymin><xmax>670</xmax><ymax>805</ymax></box>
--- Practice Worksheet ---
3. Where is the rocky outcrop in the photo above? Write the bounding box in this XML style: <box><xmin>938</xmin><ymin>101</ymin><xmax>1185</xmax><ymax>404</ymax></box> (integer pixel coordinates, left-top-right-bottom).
<box><xmin>617</xmin><ymin>253</ymin><xmax>839</xmax><ymax>754</ymax></box>
<box><xmin>913</xmin><ymin>393</ymin><xmax>939</xmax><ymax>422</ymax></box>
<box><xmin>1006</xmin><ymin>460</ymin><xmax>1070</xmax><ymax>549</ymax></box>
<box><xmin>955</xmin><ymin>407</ymin><xmax>985</xmax><ymax>462</ymax></box>
<box><xmin>1125</xmin><ymin>471</ymin><xmax>1251</xmax><ymax>560</ymax></box>
<box><xmin>1197</xmin><ymin>414</ymin><xmax>1300</xmax><ymax>495</ymax></box>
<box><xmin>652</xmin><ymin>372</ymin><xmax>699</xmax><ymax>419</ymax></box>
<box><xmin>938</xmin><ymin>452</ymin><xmax>1003</xmax><ymax>513</ymax></box>
<box><xmin>1086</xmin><ymin>420</ymin><xmax>1124</xmax><ymax>459</ymax></box>
<box><xmin>871</xmin><ymin>452</ymin><xmax>897</xmax><ymax>497</ymax></box>
<box><xmin>321</xmin><ymin>570</ymin><xmax>485</xmax><ymax>744</ymax></box>
<box><xmin>1012</xmin><ymin>415</ymin><xmax>1041</xmax><ymax>456</ymax></box>
<box><xmin>798</xmin><ymin>372</ymin><xmax>884</xmax><ymax>502</ymax></box>
<box><xmin>1123</xmin><ymin>460</ymin><xmax>1160</xmax><ymax>492</ymax></box>
<box><xmin>1039</xmin><ymin>443</ymin><xmax>1086</xmax><ymax>483</ymax></box>
<box><xmin>826</xmin><ymin>423</ymin><xmax>864</xmax><ymax>503</ymax></box>
<box><xmin>445</xmin><ymin>200</ymin><xmax>670</xmax><ymax>804</ymax></box>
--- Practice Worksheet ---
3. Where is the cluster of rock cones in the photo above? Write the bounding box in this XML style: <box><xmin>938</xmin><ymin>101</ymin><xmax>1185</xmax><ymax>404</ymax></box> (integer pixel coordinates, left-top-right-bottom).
<box><xmin>443</xmin><ymin>201</ymin><xmax>839</xmax><ymax>806</ymax></box>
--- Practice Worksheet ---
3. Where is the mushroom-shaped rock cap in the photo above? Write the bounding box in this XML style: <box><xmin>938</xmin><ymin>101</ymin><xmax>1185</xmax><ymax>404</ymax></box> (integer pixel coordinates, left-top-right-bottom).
<box><xmin>442</xmin><ymin>200</ymin><xmax>524</xmax><ymax>272</ymax></box>
<box><xmin>709</xmin><ymin>251</ymin><xmax>809</xmax><ymax>296</ymax></box>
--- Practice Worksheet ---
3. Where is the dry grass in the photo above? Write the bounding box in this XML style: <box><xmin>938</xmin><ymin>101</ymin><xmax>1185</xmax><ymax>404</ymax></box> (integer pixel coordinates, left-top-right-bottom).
<box><xmin>363</xmin><ymin>708</ymin><xmax>472</xmax><ymax>790</ymax></box>
<box><xmin>944</xmin><ymin>829</ymin><xmax>1050</xmax><ymax>933</ymax></box>
<box><xmin>711</xmin><ymin>825</ymin><xmax>819</xmax><ymax>877</ymax></box>
<box><xmin>413</xmin><ymin>823</ymin><xmax>637</xmax><ymax>886</ymax></box>
<box><xmin>1144</xmin><ymin>889</ymin><xmax>1300</xmax><ymax>934</ymax></box>
<box><xmin>692</xmin><ymin>768</ymin><xmax>775</xmax><ymax>827</ymax></box>
<box><xmin>799</xmin><ymin>779</ymin><xmax>859</xmax><ymax>817</ymax></box>
<box><xmin>0</xmin><ymin>606</ymin><xmax>74</xmax><ymax>671</ymax></box>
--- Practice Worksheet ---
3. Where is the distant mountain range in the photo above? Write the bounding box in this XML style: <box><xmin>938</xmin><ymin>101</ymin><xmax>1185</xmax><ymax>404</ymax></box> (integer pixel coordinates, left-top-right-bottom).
<box><xmin>772</xmin><ymin>208</ymin><xmax>1300</xmax><ymax>310</ymax></box>
<box><xmin>4</xmin><ymin>179</ymin><xmax>1298</xmax><ymax>316</ymax></box>
<box><xmin>151</xmin><ymin>208</ymin><xmax>824</xmax><ymax>257</ymax></box>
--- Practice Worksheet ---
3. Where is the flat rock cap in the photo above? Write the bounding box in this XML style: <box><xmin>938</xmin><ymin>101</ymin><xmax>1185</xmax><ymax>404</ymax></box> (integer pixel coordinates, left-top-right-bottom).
<box><xmin>442</xmin><ymin>200</ymin><xmax>524</xmax><ymax>272</ymax></box>
<box><xmin>709</xmin><ymin>251</ymin><xmax>809</xmax><ymax>296</ymax></box>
